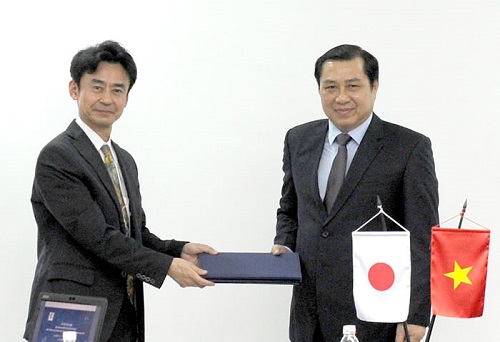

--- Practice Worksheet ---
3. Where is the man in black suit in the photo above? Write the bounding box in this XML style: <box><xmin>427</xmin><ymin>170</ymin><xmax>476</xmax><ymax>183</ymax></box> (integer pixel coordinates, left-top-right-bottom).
<box><xmin>24</xmin><ymin>40</ymin><xmax>217</xmax><ymax>342</ymax></box>
<box><xmin>272</xmin><ymin>44</ymin><xmax>439</xmax><ymax>341</ymax></box>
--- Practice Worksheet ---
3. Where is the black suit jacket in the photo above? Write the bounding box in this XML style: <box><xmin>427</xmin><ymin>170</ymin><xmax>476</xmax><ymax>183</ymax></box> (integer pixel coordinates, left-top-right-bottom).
<box><xmin>275</xmin><ymin>114</ymin><xmax>439</xmax><ymax>342</ymax></box>
<box><xmin>24</xmin><ymin>120</ymin><xmax>187</xmax><ymax>341</ymax></box>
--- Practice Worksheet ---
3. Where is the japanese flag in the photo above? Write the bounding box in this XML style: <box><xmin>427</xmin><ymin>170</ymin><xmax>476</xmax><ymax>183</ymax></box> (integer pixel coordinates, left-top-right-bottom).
<box><xmin>352</xmin><ymin>230</ymin><xmax>411</xmax><ymax>323</ymax></box>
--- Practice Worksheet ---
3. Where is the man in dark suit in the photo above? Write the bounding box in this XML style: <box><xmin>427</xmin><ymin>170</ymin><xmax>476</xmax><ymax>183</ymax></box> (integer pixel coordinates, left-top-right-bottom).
<box><xmin>271</xmin><ymin>44</ymin><xmax>439</xmax><ymax>341</ymax></box>
<box><xmin>24</xmin><ymin>40</ymin><xmax>217</xmax><ymax>342</ymax></box>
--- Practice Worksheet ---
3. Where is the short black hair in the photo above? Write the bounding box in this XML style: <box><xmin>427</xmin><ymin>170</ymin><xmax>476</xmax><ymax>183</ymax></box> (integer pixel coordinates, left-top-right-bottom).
<box><xmin>314</xmin><ymin>44</ymin><xmax>378</xmax><ymax>88</ymax></box>
<box><xmin>70</xmin><ymin>40</ymin><xmax>137</xmax><ymax>92</ymax></box>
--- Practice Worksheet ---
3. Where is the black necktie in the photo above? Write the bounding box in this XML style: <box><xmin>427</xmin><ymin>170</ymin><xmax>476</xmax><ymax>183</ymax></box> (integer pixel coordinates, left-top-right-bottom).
<box><xmin>324</xmin><ymin>133</ymin><xmax>352</xmax><ymax>212</ymax></box>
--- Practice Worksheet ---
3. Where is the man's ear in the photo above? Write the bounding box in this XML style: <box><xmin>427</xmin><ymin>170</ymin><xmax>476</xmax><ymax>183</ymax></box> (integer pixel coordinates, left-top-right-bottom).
<box><xmin>69</xmin><ymin>80</ymin><xmax>79</xmax><ymax>100</ymax></box>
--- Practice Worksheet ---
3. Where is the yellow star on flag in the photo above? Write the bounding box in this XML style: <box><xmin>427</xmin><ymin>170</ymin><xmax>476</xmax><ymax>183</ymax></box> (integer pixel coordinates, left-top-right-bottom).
<box><xmin>444</xmin><ymin>261</ymin><xmax>473</xmax><ymax>290</ymax></box>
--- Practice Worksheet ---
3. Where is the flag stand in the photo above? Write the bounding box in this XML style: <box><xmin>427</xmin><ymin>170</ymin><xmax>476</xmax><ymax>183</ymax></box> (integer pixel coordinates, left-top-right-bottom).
<box><xmin>426</xmin><ymin>200</ymin><xmax>489</xmax><ymax>341</ymax></box>
<box><xmin>403</xmin><ymin>321</ymin><xmax>410</xmax><ymax>342</ymax></box>
<box><xmin>425</xmin><ymin>200</ymin><xmax>467</xmax><ymax>341</ymax></box>
<box><xmin>356</xmin><ymin>198</ymin><xmax>411</xmax><ymax>342</ymax></box>
<box><xmin>425</xmin><ymin>200</ymin><xmax>467</xmax><ymax>342</ymax></box>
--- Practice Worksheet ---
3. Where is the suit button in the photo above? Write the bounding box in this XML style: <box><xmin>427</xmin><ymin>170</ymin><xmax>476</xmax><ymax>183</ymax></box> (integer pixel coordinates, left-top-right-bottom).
<box><xmin>321</xmin><ymin>231</ymin><xmax>329</xmax><ymax>238</ymax></box>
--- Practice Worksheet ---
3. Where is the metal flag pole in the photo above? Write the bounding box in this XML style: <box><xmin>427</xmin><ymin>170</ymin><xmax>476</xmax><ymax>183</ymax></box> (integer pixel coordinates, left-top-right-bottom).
<box><xmin>458</xmin><ymin>199</ymin><xmax>467</xmax><ymax>229</ymax></box>
<box><xmin>425</xmin><ymin>313</ymin><xmax>437</xmax><ymax>342</ymax></box>
<box><xmin>425</xmin><ymin>199</ymin><xmax>467</xmax><ymax>342</ymax></box>
<box><xmin>377</xmin><ymin>196</ymin><xmax>387</xmax><ymax>232</ymax></box>
<box><xmin>377</xmin><ymin>196</ymin><xmax>410</xmax><ymax>342</ymax></box>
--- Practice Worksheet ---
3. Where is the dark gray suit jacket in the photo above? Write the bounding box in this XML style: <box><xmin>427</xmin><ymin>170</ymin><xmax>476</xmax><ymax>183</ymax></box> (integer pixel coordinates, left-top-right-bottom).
<box><xmin>24</xmin><ymin>120</ymin><xmax>187</xmax><ymax>341</ymax></box>
<box><xmin>275</xmin><ymin>114</ymin><xmax>439</xmax><ymax>342</ymax></box>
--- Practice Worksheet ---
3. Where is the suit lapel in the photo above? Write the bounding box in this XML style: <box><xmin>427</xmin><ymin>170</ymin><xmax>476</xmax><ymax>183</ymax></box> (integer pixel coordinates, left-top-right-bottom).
<box><xmin>325</xmin><ymin>114</ymin><xmax>385</xmax><ymax>223</ymax></box>
<box><xmin>65</xmin><ymin>121</ymin><xmax>125</xmax><ymax>230</ymax></box>
<box><xmin>305</xmin><ymin>121</ymin><xmax>329</xmax><ymax>212</ymax></box>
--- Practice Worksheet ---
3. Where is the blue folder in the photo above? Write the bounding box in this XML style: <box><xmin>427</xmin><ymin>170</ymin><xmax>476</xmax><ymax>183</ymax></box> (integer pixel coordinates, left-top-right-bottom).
<box><xmin>199</xmin><ymin>252</ymin><xmax>302</xmax><ymax>284</ymax></box>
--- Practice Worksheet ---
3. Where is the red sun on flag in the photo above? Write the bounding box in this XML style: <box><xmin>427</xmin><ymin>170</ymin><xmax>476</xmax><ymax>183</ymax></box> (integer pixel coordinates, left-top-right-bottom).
<box><xmin>353</xmin><ymin>230</ymin><xmax>411</xmax><ymax>322</ymax></box>
<box><xmin>368</xmin><ymin>262</ymin><xmax>395</xmax><ymax>291</ymax></box>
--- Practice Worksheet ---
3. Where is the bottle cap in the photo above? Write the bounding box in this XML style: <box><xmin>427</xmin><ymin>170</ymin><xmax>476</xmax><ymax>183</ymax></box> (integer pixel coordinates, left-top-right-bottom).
<box><xmin>63</xmin><ymin>330</ymin><xmax>77</xmax><ymax>341</ymax></box>
<box><xmin>343</xmin><ymin>325</ymin><xmax>356</xmax><ymax>335</ymax></box>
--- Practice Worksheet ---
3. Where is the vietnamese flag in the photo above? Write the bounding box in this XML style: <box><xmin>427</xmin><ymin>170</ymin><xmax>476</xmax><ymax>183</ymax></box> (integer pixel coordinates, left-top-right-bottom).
<box><xmin>352</xmin><ymin>230</ymin><xmax>411</xmax><ymax>323</ymax></box>
<box><xmin>431</xmin><ymin>226</ymin><xmax>490</xmax><ymax>318</ymax></box>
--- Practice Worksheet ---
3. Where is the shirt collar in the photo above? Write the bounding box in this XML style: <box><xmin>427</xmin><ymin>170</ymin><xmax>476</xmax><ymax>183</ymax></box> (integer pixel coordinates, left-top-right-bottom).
<box><xmin>327</xmin><ymin>113</ymin><xmax>373</xmax><ymax>145</ymax></box>
<box><xmin>75</xmin><ymin>116</ymin><xmax>114</xmax><ymax>151</ymax></box>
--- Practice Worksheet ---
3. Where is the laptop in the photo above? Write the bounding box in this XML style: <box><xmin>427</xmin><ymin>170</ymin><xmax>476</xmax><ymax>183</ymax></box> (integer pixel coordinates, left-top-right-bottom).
<box><xmin>31</xmin><ymin>292</ymin><xmax>108</xmax><ymax>342</ymax></box>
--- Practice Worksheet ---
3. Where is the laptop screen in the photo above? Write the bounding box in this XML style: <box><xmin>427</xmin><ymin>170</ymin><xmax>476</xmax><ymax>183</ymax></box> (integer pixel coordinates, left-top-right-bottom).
<box><xmin>31</xmin><ymin>292</ymin><xmax>108</xmax><ymax>342</ymax></box>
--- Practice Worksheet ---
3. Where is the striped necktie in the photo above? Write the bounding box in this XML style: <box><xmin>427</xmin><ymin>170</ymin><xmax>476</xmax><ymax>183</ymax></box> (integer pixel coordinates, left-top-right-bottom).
<box><xmin>324</xmin><ymin>133</ymin><xmax>352</xmax><ymax>213</ymax></box>
<box><xmin>101</xmin><ymin>144</ymin><xmax>135</xmax><ymax>304</ymax></box>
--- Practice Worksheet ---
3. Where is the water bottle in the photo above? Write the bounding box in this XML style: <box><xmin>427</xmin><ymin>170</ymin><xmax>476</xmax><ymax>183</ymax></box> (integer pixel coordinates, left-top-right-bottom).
<box><xmin>340</xmin><ymin>325</ymin><xmax>359</xmax><ymax>342</ymax></box>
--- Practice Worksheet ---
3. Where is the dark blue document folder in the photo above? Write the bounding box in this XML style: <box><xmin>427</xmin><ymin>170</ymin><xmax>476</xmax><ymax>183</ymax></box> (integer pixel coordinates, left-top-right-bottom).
<box><xmin>199</xmin><ymin>252</ymin><xmax>302</xmax><ymax>284</ymax></box>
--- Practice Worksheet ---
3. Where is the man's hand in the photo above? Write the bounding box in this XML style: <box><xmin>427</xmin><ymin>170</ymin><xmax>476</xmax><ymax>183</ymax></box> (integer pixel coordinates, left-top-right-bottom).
<box><xmin>168</xmin><ymin>258</ymin><xmax>214</xmax><ymax>288</ymax></box>
<box><xmin>271</xmin><ymin>244</ymin><xmax>291</xmax><ymax>256</ymax></box>
<box><xmin>395</xmin><ymin>323</ymin><xmax>426</xmax><ymax>342</ymax></box>
<box><xmin>180</xmin><ymin>242</ymin><xmax>218</xmax><ymax>264</ymax></box>
<box><xmin>167</xmin><ymin>242</ymin><xmax>218</xmax><ymax>288</ymax></box>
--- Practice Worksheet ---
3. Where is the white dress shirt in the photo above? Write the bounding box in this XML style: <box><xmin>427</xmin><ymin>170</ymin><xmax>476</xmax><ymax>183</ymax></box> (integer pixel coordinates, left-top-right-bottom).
<box><xmin>75</xmin><ymin>117</ymin><xmax>130</xmax><ymax>215</ymax></box>
<box><xmin>317</xmin><ymin>114</ymin><xmax>373</xmax><ymax>200</ymax></box>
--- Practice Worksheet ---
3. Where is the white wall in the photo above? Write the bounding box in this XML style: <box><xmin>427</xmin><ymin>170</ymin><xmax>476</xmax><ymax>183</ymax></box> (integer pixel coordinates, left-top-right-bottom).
<box><xmin>1</xmin><ymin>0</ymin><xmax>498</xmax><ymax>341</ymax></box>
